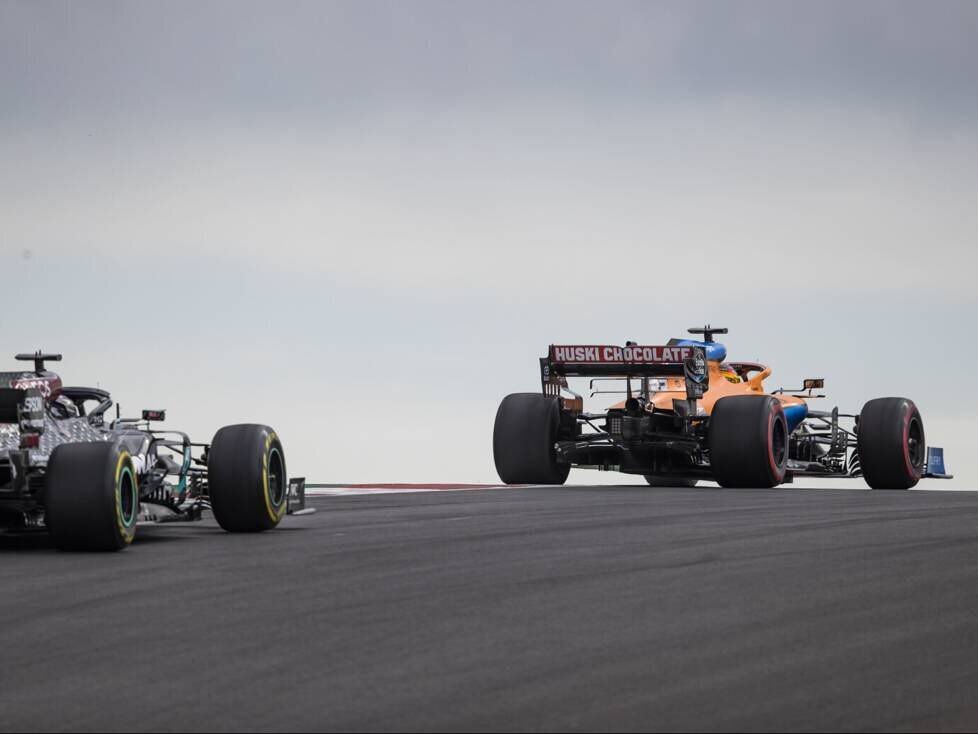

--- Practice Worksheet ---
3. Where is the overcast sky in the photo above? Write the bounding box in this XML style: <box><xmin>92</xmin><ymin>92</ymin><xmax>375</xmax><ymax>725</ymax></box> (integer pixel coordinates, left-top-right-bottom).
<box><xmin>2</xmin><ymin>1</ymin><xmax>976</xmax><ymax>485</ymax></box>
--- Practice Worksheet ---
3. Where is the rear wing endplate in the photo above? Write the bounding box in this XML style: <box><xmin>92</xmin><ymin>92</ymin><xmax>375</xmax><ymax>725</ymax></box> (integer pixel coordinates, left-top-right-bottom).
<box><xmin>0</xmin><ymin>387</ymin><xmax>44</xmax><ymax>429</ymax></box>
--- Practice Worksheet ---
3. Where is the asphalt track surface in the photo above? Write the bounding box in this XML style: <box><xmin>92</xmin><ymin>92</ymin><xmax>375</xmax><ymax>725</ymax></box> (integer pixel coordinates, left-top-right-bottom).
<box><xmin>3</xmin><ymin>486</ymin><xmax>978</xmax><ymax>732</ymax></box>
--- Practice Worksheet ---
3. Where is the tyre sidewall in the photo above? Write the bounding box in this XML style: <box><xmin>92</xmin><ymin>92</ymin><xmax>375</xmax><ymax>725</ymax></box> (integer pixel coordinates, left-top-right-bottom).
<box><xmin>46</xmin><ymin>441</ymin><xmax>138</xmax><ymax>551</ymax></box>
<box><xmin>709</xmin><ymin>396</ymin><xmax>788</xmax><ymax>488</ymax></box>
<box><xmin>858</xmin><ymin>398</ymin><xmax>924</xmax><ymax>489</ymax></box>
<box><xmin>493</xmin><ymin>393</ymin><xmax>569</xmax><ymax>485</ymax></box>
<box><xmin>111</xmin><ymin>447</ymin><xmax>139</xmax><ymax>546</ymax></box>
<box><xmin>209</xmin><ymin>424</ymin><xmax>287</xmax><ymax>532</ymax></box>
<box><xmin>763</xmin><ymin>399</ymin><xmax>788</xmax><ymax>485</ymax></box>
<box><xmin>262</xmin><ymin>430</ymin><xmax>288</xmax><ymax>525</ymax></box>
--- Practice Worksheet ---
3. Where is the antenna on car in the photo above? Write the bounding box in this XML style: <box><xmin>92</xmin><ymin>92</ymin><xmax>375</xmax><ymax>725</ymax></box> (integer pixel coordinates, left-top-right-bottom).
<box><xmin>686</xmin><ymin>325</ymin><xmax>728</xmax><ymax>343</ymax></box>
<box><xmin>15</xmin><ymin>351</ymin><xmax>63</xmax><ymax>374</ymax></box>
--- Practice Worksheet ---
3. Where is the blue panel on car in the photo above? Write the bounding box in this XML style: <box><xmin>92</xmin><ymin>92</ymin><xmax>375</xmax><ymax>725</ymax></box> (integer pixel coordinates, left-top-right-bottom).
<box><xmin>673</xmin><ymin>339</ymin><xmax>727</xmax><ymax>362</ymax></box>
<box><xmin>783</xmin><ymin>403</ymin><xmax>809</xmax><ymax>432</ymax></box>
<box><xmin>926</xmin><ymin>447</ymin><xmax>947</xmax><ymax>476</ymax></box>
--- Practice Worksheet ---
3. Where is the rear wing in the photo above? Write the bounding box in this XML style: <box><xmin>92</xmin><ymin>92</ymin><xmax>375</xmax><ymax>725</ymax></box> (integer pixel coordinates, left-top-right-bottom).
<box><xmin>541</xmin><ymin>344</ymin><xmax>709</xmax><ymax>399</ymax></box>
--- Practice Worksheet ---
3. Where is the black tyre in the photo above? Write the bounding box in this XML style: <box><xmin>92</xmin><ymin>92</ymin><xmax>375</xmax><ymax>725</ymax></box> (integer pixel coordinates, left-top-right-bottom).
<box><xmin>208</xmin><ymin>424</ymin><xmax>287</xmax><ymax>532</ymax></box>
<box><xmin>857</xmin><ymin>397</ymin><xmax>924</xmax><ymax>489</ymax></box>
<box><xmin>46</xmin><ymin>441</ymin><xmax>139</xmax><ymax>551</ymax></box>
<box><xmin>645</xmin><ymin>476</ymin><xmax>698</xmax><ymax>488</ymax></box>
<box><xmin>493</xmin><ymin>393</ymin><xmax>570</xmax><ymax>485</ymax></box>
<box><xmin>709</xmin><ymin>395</ymin><xmax>788</xmax><ymax>488</ymax></box>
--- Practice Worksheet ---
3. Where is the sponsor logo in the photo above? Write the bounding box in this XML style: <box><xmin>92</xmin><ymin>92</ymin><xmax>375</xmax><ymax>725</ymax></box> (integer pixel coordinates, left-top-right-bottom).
<box><xmin>12</xmin><ymin>378</ymin><xmax>54</xmax><ymax>397</ymax></box>
<box><xmin>551</xmin><ymin>345</ymin><xmax>693</xmax><ymax>364</ymax></box>
<box><xmin>19</xmin><ymin>387</ymin><xmax>45</xmax><ymax>431</ymax></box>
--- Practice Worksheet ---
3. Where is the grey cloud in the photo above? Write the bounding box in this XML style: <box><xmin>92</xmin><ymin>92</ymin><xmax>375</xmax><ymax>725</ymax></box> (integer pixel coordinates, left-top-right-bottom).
<box><xmin>2</xmin><ymin>1</ymin><xmax>977</xmax><ymax>129</ymax></box>
<box><xmin>2</xmin><ymin>0</ymin><xmax>977</xmax><ymax>484</ymax></box>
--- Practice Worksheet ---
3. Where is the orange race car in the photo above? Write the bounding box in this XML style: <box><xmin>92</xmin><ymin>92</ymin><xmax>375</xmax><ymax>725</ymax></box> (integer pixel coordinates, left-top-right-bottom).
<box><xmin>493</xmin><ymin>326</ymin><xmax>951</xmax><ymax>489</ymax></box>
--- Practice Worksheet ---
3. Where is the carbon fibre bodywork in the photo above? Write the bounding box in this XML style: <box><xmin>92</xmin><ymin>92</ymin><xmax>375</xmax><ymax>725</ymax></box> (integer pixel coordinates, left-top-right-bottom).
<box><xmin>0</xmin><ymin>411</ymin><xmax>108</xmax><ymax>467</ymax></box>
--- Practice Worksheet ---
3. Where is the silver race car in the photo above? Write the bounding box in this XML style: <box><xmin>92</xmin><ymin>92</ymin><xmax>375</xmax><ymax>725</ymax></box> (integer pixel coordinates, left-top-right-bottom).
<box><xmin>0</xmin><ymin>352</ymin><xmax>295</xmax><ymax>550</ymax></box>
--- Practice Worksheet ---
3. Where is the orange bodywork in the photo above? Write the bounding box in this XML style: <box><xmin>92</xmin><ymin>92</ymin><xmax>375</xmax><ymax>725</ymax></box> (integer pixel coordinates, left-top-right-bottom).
<box><xmin>610</xmin><ymin>360</ymin><xmax>807</xmax><ymax>415</ymax></box>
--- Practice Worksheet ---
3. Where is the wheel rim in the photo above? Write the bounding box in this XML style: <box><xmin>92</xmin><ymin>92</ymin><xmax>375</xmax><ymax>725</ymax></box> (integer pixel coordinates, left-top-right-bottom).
<box><xmin>771</xmin><ymin>414</ymin><xmax>787</xmax><ymax>469</ymax></box>
<box><xmin>119</xmin><ymin>466</ymin><xmax>137</xmax><ymax>527</ymax></box>
<box><xmin>267</xmin><ymin>447</ymin><xmax>286</xmax><ymax>508</ymax></box>
<box><xmin>907</xmin><ymin>417</ymin><xmax>924</xmax><ymax>471</ymax></box>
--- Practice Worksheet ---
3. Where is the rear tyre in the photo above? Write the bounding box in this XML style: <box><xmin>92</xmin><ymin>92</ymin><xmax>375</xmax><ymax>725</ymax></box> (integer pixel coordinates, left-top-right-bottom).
<box><xmin>208</xmin><ymin>424</ymin><xmax>287</xmax><ymax>532</ymax></box>
<box><xmin>46</xmin><ymin>441</ymin><xmax>139</xmax><ymax>551</ymax></box>
<box><xmin>857</xmin><ymin>398</ymin><xmax>924</xmax><ymax>489</ymax></box>
<box><xmin>709</xmin><ymin>396</ymin><xmax>788</xmax><ymax>488</ymax></box>
<box><xmin>645</xmin><ymin>476</ymin><xmax>698</xmax><ymax>488</ymax></box>
<box><xmin>493</xmin><ymin>393</ymin><xmax>570</xmax><ymax>485</ymax></box>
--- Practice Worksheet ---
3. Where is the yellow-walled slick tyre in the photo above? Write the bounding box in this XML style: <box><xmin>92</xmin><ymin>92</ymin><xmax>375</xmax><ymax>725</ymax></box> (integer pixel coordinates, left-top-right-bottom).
<box><xmin>45</xmin><ymin>441</ymin><xmax>139</xmax><ymax>551</ymax></box>
<box><xmin>208</xmin><ymin>424</ymin><xmax>287</xmax><ymax>532</ymax></box>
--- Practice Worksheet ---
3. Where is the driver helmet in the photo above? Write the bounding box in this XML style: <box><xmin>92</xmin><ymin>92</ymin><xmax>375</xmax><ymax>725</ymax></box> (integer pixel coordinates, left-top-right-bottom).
<box><xmin>719</xmin><ymin>363</ymin><xmax>741</xmax><ymax>384</ymax></box>
<box><xmin>50</xmin><ymin>394</ymin><xmax>80</xmax><ymax>419</ymax></box>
